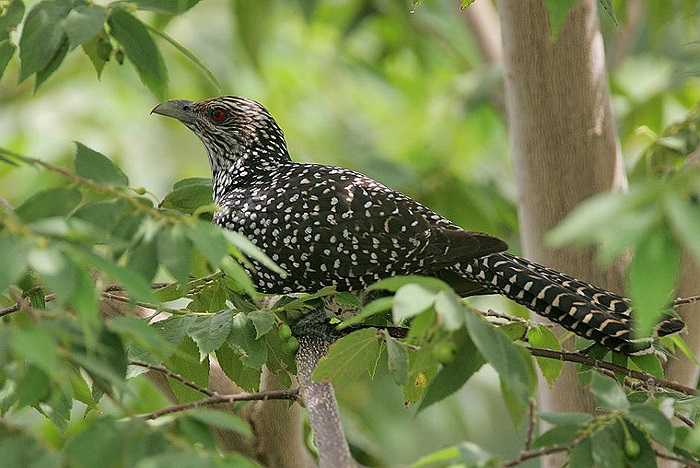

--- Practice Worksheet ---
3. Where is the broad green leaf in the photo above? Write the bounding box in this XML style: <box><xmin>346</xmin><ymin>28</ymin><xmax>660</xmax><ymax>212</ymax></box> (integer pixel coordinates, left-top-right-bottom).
<box><xmin>18</xmin><ymin>0</ymin><xmax>70</xmax><ymax>82</ymax></box>
<box><xmin>160</xmin><ymin>183</ymin><xmax>212</xmax><ymax>214</ymax></box>
<box><xmin>418</xmin><ymin>329</ymin><xmax>485</xmax><ymax>412</ymax></box>
<box><xmin>10</xmin><ymin>326</ymin><xmax>63</xmax><ymax>380</ymax></box>
<box><xmin>81</xmin><ymin>35</ymin><xmax>111</xmax><ymax>78</ymax></box>
<box><xmin>0</xmin><ymin>0</ymin><xmax>25</xmax><ymax>40</ymax></box>
<box><xmin>369</xmin><ymin>275</ymin><xmax>450</xmax><ymax>292</ymax></box>
<box><xmin>465</xmin><ymin>312</ymin><xmax>534</xmax><ymax>420</ymax></box>
<box><xmin>412</xmin><ymin>442</ymin><xmax>496</xmax><ymax>468</ymax></box>
<box><xmin>630</xmin><ymin>354</ymin><xmax>664</xmax><ymax>379</ymax></box>
<box><xmin>152</xmin><ymin>316</ymin><xmax>194</xmax><ymax>349</ymax></box>
<box><xmin>223</xmin><ymin>230</ymin><xmax>285</xmax><ymax>276</ymax></box>
<box><xmin>433</xmin><ymin>290</ymin><xmax>464</xmax><ymax>331</ymax></box>
<box><xmin>533</xmin><ymin>424</ymin><xmax>583</xmax><ymax>448</ymax></box>
<box><xmin>72</xmin><ymin>265</ymin><xmax>101</xmax><ymax>347</ymax></box>
<box><xmin>127</xmin><ymin>236</ymin><xmax>159</xmax><ymax>283</ymax></box>
<box><xmin>187</xmin><ymin>221</ymin><xmax>228</xmax><ymax>266</ymax></box>
<box><xmin>72</xmin><ymin>198</ymin><xmax>129</xmax><ymax>234</ymax></box>
<box><xmin>384</xmin><ymin>331</ymin><xmax>409</xmax><ymax>386</ymax></box>
<box><xmin>108</xmin><ymin>316</ymin><xmax>176</xmax><ymax>361</ymax></box>
<box><xmin>232</xmin><ymin>0</ymin><xmax>272</xmax><ymax>68</ymax></box>
<box><xmin>186</xmin><ymin>409</ymin><xmax>252</xmax><ymax>436</ymax></box>
<box><xmin>0</xmin><ymin>40</ymin><xmax>15</xmax><ymax>80</ymax></box>
<box><xmin>393</xmin><ymin>284</ymin><xmax>436</xmax><ymax>324</ymax></box>
<box><xmin>215</xmin><ymin>345</ymin><xmax>261</xmax><ymax>392</ymax></box>
<box><xmin>0</xmin><ymin>423</ymin><xmax>61</xmax><ymax>468</ymax></box>
<box><xmin>337</xmin><ymin>296</ymin><xmax>393</xmax><ymax>330</ymax></box>
<box><xmin>28</xmin><ymin>248</ymin><xmax>78</xmax><ymax>307</ymax></box>
<box><xmin>165</xmin><ymin>337</ymin><xmax>209</xmax><ymax>403</ymax></box>
<box><xmin>591</xmin><ymin>422</ymin><xmax>626</xmax><ymax>468</ymax></box>
<box><xmin>569</xmin><ymin>438</ymin><xmax>594</xmax><ymax>468</ymax></box>
<box><xmin>666</xmin><ymin>195</ymin><xmax>700</xmax><ymax>264</ymax></box>
<box><xmin>590</xmin><ymin>373</ymin><xmax>629</xmax><ymax>411</ymax></box>
<box><xmin>108</xmin><ymin>8</ymin><xmax>167</xmax><ymax>100</ymax></box>
<box><xmin>625</xmin><ymin>423</ymin><xmax>659</xmax><ymax>468</ymax></box>
<box><xmin>15</xmin><ymin>365</ymin><xmax>50</xmax><ymax>408</ymax></box>
<box><xmin>74</xmin><ymin>142</ymin><xmax>129</xmax><ymax>186</ymax></box>
<box><xmin>540</xmin><ymin>411</ymin><xmax>592</xmax><ymax>426</ymax></box>
<box><xmin>15</xmin><ymin>187</ymin><xmax>81</xmax><ymax>223</ymax></box>
<box><xmin>75</xmin><ymin>248</ymin><xmax>157</xmax><ymax>303</ymax></box>
<box><xmin>0</xmin><ymin>234</ymin><xmax>28</xmax><ymax>294</ymax></box>
<box><xmin>227</xmin><ymin>312</ymin><xmax>267</xmax><ymax>369</ymax></box>
<box><xmin>313</xmin><ymin>328</ymin><xmax>381</xmax><ymax>385</ymax></box>
<box><xmin>628</xmin><ymin>227</ymin><xmax>680</xmax><ymax>337</ymax></box>
<box><xmin>627</xmin><ymin>404</ymin><xmax>674</xmax><ymax>450</ymax></box>
<box><xmin>34</xmin><ymin>35</ymin><xmax>68</xmax><ymax>90</ymax></box>
<box><xmin>187</xmin><ymin>310</ymin><xmax>234</xmax><ymax>358</ymax></box>
<box><xmin>528</xmin><ymin>325</ymin><xmax>562</xmax><ymax>386</ymax></box>
<box><xmin>123</xmin><ymin>0</ymin><xmax>201</xmax><ymax>14</ymax></box>
<box><xmin>157</xmin><ymin>226</ymin><xmax>192</xmax><ymax>286</ymax></box>
<box><xmin>63</xmin><ymin>5</ymin><xmax>106</xmax><ymax>50</ymax></box>
<box><xmin>543</xmin><ymin>0</ymin><xmax>576</xmax><ymax>41</ymax></box>
<box><xmin>248</xmin><ymin>310</ymin><xmax>275</xmax><ymax>339</ymax></box>
<box><xmin>220</xmin><ymin>256</ymin><xmax>256</xmax><ymax>298</ymax></box>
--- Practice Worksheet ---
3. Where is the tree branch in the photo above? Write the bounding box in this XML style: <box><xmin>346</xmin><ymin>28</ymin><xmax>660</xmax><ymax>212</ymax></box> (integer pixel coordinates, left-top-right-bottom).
<box><xmin>655</xmin><ymin>450</ymin><xmax>700</xmax><ymax>468</ymax></box>
<box><xmin>527</xmin><ymin>346</ymin><xmax>698</xmax><ymax>396</ymax></box>
<box><xmin>130</xmin><ymin>360</ymin><xmax>215</xmax><ymax>397</ymax></box>
<box><xmin>504</xmin><ymin>445</ymin><xmax>569</xmax><ymax>467</ymax></box>
<box><xmin>140</xmin><ymin>388</ymin><xmax>299</xmax><ymax>420</ymax></box>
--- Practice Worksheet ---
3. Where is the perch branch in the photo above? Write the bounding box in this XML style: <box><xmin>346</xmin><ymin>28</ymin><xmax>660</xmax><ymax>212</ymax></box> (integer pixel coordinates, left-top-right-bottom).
<box><xmin>130</xmin><ymin>361</ymin><xmax>215</xmax><ymax>397</ymax></box>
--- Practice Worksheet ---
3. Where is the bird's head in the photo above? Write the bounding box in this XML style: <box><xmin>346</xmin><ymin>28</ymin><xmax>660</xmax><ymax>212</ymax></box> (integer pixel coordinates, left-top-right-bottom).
<box><xmin>152</xmin><ymin>96</ymin><xmax>291</xmax><ymax>172</ymax></box>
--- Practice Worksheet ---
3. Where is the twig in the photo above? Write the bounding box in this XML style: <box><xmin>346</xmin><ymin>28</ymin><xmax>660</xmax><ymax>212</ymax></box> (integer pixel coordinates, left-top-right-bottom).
<box><xmin>141</xmin><ymin>388</ymin><xmax>299</xmax><ymax>420</ymax></box>
<box><xmin>674</xmin><ymin>295</ymin><xmax>700</xmax><ymax>308</ymax></box>
<box><xmin>130</xmin><ymin>361</ymin><xmax>215</xmax><ymax>397</ymax></box>
<box><xmin>503</xmin><ymin>445</ymin><xmax>569</xmax><ymax>467</ymax></box>
<box><xmin>654</xmin><ymin>449</ymin><xmax>700</xmax><ymax>467</ymax></box>
<box><xmin>525</xmin><ymin>399</ymin><xmax>536</xmax><ymax>450</ymax></box>
<box><xmin>527</xmin><ymin>347</ymin><xmax>698</xmax><ymax>396</ymax></box>
<box><xmin>676</xmin><ymin>412</ymin><xmax>696</xmax><ymax>428</ymax></box>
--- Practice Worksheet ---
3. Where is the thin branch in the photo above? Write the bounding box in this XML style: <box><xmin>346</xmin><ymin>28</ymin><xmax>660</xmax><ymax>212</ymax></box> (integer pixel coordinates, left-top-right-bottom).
<box><xmin>527</xmin><ymin>347</ymin><xmax>698</xmax><ymax>396</ymax></box>
<box><xmin>140</xmin><ymin>388</ymin><xmax>299</xmax><ymax>420</ymax></box>
<box><xmin>525</xmin><ymin>399</ymin><xmax>536</xmax><ymax>450</ymax></box>
<box><xmin>654</xmin><ymin>450</ymin><xmax>700</xmax><ymax>468</ymax></box>
<box><xmin>676</xmin><ymin>412</ymin><xmax>696</xmax><ymax>429</ymax></box>
<box><xmin>130</xmin><ymin>361</ymin><xmax>215</xmax><ymax>397</ymax></box>
<box><xmin>503</xmin><ymin>445</ymin><xmax>569</xmax><ymax>467</ymax></box>
<box><xmin>673</xmin><ymin>295</ymin><xmax>700</xmax><ymax>308</ymax></box>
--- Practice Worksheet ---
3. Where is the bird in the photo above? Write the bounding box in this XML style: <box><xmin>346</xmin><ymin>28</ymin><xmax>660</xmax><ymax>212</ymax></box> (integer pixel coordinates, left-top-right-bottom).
<box><xmin>152</xmin><ymin>96</ymin><xmax>684</xmax><ymax>355</ymax></box>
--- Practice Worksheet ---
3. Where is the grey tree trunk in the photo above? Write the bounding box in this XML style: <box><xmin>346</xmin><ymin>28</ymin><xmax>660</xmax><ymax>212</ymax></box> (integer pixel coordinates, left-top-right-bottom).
<box><xmin>497</xmin><ymin>0</ymin><xmax>627</xmax><ymax>464</ymax></box>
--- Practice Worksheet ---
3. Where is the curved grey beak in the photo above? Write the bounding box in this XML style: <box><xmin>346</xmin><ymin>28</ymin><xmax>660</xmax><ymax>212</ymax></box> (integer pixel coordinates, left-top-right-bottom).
<box><xmin>151</xmin><ymin>99</ymin><xmax>196</xmax><ymax>124</ymax></box>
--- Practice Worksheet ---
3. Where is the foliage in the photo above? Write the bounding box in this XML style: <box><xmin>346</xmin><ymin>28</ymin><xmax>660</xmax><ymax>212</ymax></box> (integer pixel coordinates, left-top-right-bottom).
<box><xmin>2</xmin><ymin>0</ymin><xmax>700</xmax><ymax>467</ymax></box>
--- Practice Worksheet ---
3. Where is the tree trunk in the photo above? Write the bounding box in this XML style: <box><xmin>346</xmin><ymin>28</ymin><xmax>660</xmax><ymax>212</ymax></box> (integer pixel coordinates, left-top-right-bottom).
<box><xmin>497</xmin><ymin>0</ymin><xmax>627</xmax><ymax>464</ymax></box>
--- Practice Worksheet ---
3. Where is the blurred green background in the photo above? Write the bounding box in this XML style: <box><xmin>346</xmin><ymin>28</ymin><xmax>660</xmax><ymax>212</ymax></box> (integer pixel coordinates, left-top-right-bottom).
<box><xmin>2</xmin><ymin>0</ymin><xmax>700</xmax><ymax>465</ymax></box>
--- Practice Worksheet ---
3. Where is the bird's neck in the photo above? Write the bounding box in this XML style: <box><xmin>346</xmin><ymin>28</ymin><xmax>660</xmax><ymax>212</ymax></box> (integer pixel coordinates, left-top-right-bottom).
<box><xmin>211</xmin><ymin>143</ymin><xmax>293</xmax><ymax>204</ymax></box>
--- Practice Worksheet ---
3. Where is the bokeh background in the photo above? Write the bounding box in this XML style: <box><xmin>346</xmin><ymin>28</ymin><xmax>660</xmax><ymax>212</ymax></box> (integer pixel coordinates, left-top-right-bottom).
<box><xmin>2</xmin><ymin>0</ymin><xmax>700</xmax><ymax>465</ymax></box>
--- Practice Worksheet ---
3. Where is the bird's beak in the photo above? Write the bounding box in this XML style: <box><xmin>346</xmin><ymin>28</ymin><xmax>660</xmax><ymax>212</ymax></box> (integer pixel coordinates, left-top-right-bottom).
<box><xmin>151</xmin><ymin>99</ymin><xmax>196</xmax><ymax>124</ymax></box>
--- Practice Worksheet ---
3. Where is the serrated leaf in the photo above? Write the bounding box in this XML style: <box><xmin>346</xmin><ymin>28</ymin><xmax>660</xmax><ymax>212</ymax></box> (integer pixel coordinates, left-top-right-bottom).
<box><xmin>418</xmin><ymin>328</ymin><xmax>484</xmax><ymax>412</ymax></box>
<box><xmin>591</xmin><ymin>422</ymin><xmax>626</xmax><ymax>468</ymax></box>
<box><xmin>18</xmin><ymin>0</ymin><xmax>70</xmax><ymax>82</ymax></box>
<box><xmin>157</xmin><ymin>226</ymin><xmax>192</xmax><ymax>286</ymax></box>
<box><xmin>126</xmin><ymin>235</ymin><xmax>159</xmax><ymax>283</ymax></box>
<box><xmin>312</xmin><ymin>328</ymin><xmax>381</xmax><ymax>385</ymax></box>
<box><xmin>227</xmin><ymin>313</ymin><xmax>267</xmax><ymax>369</ymax></box>
<box><xmin>165</xmin><ymin>337</ymin><xmax>209</xmax><ymax>403</ymax></box>
<box><xmin>187</xmin><ymin>310</ymin><xmax>233</xmax><ymax>358</ymax></box>
<box><xmin>81</xmin><ymin>35</ymin><xmax>111</xmax><ymax>78</ymax></box>
<box><xmin>108</xmin><ymin>8</ymin><xmax>167</xmax><ymax>99</ymax></box>
<box><xmin>186</xmin><ymin>409</ymin><xmax>252</xmax><ymax>436</ymax></box>
<box><xmin>629</xmin><ymin>226</ymin><xmax>680</xmax><ymax>337</ymax></box>
<box><xmin>74</xmin><ymin>142</ymin><xmax>129</xmax><ymax>186</ymax></box>
<box><xmin>11</xmin><ymin>326</ymin><xmax>63</xmax><ymax>380</ymax></box>
<box><xmin>187</xmin><ymin>221</ymin><xmax>228</xmax><ymax>267</ymax></box>
<box><xmin>160</xmin><ymin>184</ymin><xmax>212</xmax><ymax>214</ymax></box>
<box><xmin>393</xmin><ymin>284</ymin><xmax>436</xmax><ymax>324</ymax></box>
<box><xmin>107</xmin><ymin>316</ymin><xmax>176</xmax><ymax>361</ymax></box>
<box><xmin>63</xmin><ymin>5</ymin><xmax>106</xmax><ymax>50</ymax></box>
<box><xmin>15</xmin><ymin>187</ymin><xmax>81</xmax><ymax>223</ymax></box>
<box><xmin>337</xmin><ymin>296</ymin><xmax>393</xmax><ymax>330</ymax></box>
<box><xmin>248</xmin><ymin>310</ymin><xmax>275</xmax><ymax>339</ymax></box>
<box><xmin>220</xmin><ymin>256</ymin><xmax>256</xmax><ymax>298</ymax></box>
<box><xmin>528</xmin><ymin>325</ymin><xmax>562</xmax><ymax>386</ymax></box>
<box><xmin>630</xmin><ymin>354</ymin><xmax>664</xmax><ymax>379</ymax></box>
<box><xmin>384</xmin><ymin>331</ymin><xmax>408</xmax><ymax>386</ymax></box>
<box><xmin>590</xmin><ymin>373</ymin><xmax>629</xmax><ymax>411</ymax></box>
<box><xmin>627</xmin><ymin>404</ymin><xmax>674</xmax><ymax>450</ymax></box>
<box><xmin>215</xmin><ymin>345</ymin><xmax>261</xmax><ymax>392</ymax></box>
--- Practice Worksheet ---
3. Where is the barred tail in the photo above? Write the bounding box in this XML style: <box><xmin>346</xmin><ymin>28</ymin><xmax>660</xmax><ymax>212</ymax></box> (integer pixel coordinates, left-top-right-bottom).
<box><xmin>460</xmin><ymin>253</ymin><xmax>684</xmax><ymax>355</ymax></box>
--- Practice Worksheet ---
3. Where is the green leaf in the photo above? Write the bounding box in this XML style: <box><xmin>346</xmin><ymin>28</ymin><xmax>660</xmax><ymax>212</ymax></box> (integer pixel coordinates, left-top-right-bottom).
<box><xmin>232</xmin><ymin>0</ymin><xmax>272</xmax><ymax>68</ymax></box>
<box><xmin>28</xmin><ymin>248</ymin><xmax>77</xmax><ymax>305</ymax></box>
<box><xmin>63</xmin><ymin>5</ymin><xmax>106</xmax><ymax>50</ymax></box>
<box><xmin>108</xmin><ymin>8</ymin><xmax>167</xmax><ymax>100</ymax></box>
<box><xmin>533</xmin><ymin>424</ymin><xmax>583</xmax><ymax>448</ymax></box>
<box><xmin>0</xmin><ymin>0</ymin><xmax>25</xmax><ymax>41</ymax></box>
<box><xmin>0</xmin><ymin>234</ymin><xmax>28</xmax><ymax>294</ymax></box>
<box><xmin>433</xmin><ymin>290</ymin><xmax>464</xmax><ymax>331</ymax></box>
<box><xmin>412</xmin><ymin>442</ymin><xmax>496</xmax><ymax>468</ymax></box>
<box><xmin>227</xmin><ymin>312</ymin><xmax>267</xmax><ymax>369</ymax></box>
<box><xmin>248</xmin><ymin>310</ymin><xmax>275</xmax><ymax>339</ymax></box>
<box><xmin>123</xmin><ymin>0</ymin><xmax>201</xmax><ymax>14</ymax></box>
<box><xmin>74</xmin><ymin>142</ymin><xmax>129</xmax><ymax>186</ymax></box>
<box><xmin>220</xmin><ymin>256</ymin><xmax>257</xmax><ymax>298</ymax></box>
<box><xmin>186</xmin><ymin>409</ymin><xmax>252</xmax><ymax>436</ymax></box>
<box><xmin>15</xmin><ymin>365</ymin><xmax>50</xmax><ymax>408</ymax></box>
<box><xmin>34</xmin><ymin>35</ymin><xmax>68</xmax><ymax>91</ymax></box>
<box><xmin>187</xmin><ymin>221</ymin><xmax>228</xmax><ymax>267</ymax></box>
<box><xmin>465</xmin><ymin>312</ymin><xmax>534</xmax><ymax>421</ymax></box>
<box><xmin>627</xmin><ymin>404</ymin><xmax>674</xmax><ymax>450</ymax></box>
<box><xmin>591</xmin><ymin>422</ymin><xmax>626</xmax><ymax>468</ymax></box>
<box><xmin>10</xmin><ymin>326</ymin><xmax>63</xmax><ymax>380</ymax></box>
<box><xmin>630</xmin><ymin>354</ymin><xmax>664</xmax><ymax>379</ymax></box>
<box><xmin>540</xmin><ymin>411</ymin><xmax>592</xmax><ymax>426</ymax></box>
<box><xmin>369</xmin><ymin>275</ymin><xmax>451</xmax><ymax>292</ymax></box>
<box><xmin>337</xmin><ymin>296</ymin><xmax>393</xmax><ymax>330</ymax></box>
<box><xmin>75</xmin><ymin>248</ymin><xmax>157</xmax><ymax>303</ymax></box>
<box><xmin>108</xmin><ymin>316</ymin><xmax>176</xmax><ymax>361</ymax></box>
<box><xmin>629</xmin><ymin>226</ymin><xmax>680</xmax><ymax>337</ymax></box>
<box><xmin>18</xmin><ymin>0</ymin><xmax>71</xmax><ymax>82</ymax></box>
<box><xmin>418</xmin><ymin>328</ymin><xmax>485</xmax><ymax>412</ymax></box>
<box><xmin>569</xmin><ymin>437</ymin><xmax>594</xmax><ymax>468</ymax></box>
<box><xmin>666</xmin><ymin>195</ymin><xmax>700</xmax><ymax>264</ymax></box>
<box><xmin>528</xmin><ymin>325</ymin><xmax>562</xmax><ymax>386</ymax></box>
<box><xmin>0</xmin><ymin>40</ymin><xmax>15</xmax><ymax>81</ymax></box>
<box><xmin>590</xmin><ymin>373</ymin><xmax>629</xmax><ymax>411</ymax></box>
<box><xmin>393</xmin><ymin>284</ymin><xmax>436</xmax><ymax>324</ymax></box>
<box><xmin>187</xmin><ymin>310</ymin><xmax>234</xmax><ymax>358</ymax></box>
<box><xmin>312</xmin><ymin>328</ymin><xmax>381</xmax><ymax>385</ymax></box>
<box><xmin>223</xmin><ymin>230</ymin><xmax>285</xmax><ymax>276</ymax></box>
<box><xmin>384</xmin><ymin>331</ymin><xmax>409</xmax><ymax>386</ymax></box>
<box><xmin>543</xmin><ymin>0</ymin><xmax>577</xmax><ymax>41</ymax></box>
<box><xmin>81</xmin><ymin>35</ymin><xmax>111</xmax><ymax>79</ymax></box>
<box><xmin>215</xmin><ymin>345</ymin><xmax>261</xmax><ymax>392</ymax></box>
<box><xmin>157</xmin><ymin>226</ymin><xmax>192</xmax><ymax>286</ymax></box>
<box><xmin>165</xmin><ymin>337</ymin><xmax>209</xmax><ymax>403</ymax></box>
<box><xmin>160</xmin><ymin>183</ymin><xmax>212</xmax><ymax>214</ymax></box>
<box><xmin>127</xmin><ymin>236</ymin><xmax>159</xmax><ymax>283</ymax></box>
<box><xmin>15</xmin><ymin>187</ymin><xmax>81</xmax><ymax>223</ymax></box>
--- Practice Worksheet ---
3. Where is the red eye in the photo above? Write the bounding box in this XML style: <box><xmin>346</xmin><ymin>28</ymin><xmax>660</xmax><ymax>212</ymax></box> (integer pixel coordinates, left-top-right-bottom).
<box><xmin>210</xmin><ymin>108</ymin><xmax>227</xmax><ymax>123</ymax></box>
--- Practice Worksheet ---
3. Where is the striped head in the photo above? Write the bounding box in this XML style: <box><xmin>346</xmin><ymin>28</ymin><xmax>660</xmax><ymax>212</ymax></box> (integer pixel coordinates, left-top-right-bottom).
<box><xmin>152</xmin><ymin>96</ymin><xmax>291</xmax><ymax>172</ymax></box>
